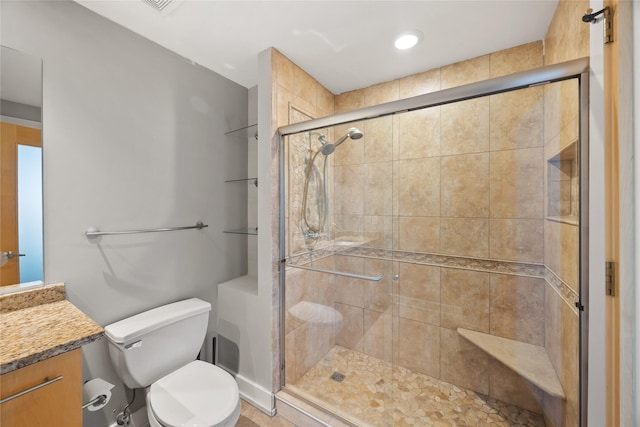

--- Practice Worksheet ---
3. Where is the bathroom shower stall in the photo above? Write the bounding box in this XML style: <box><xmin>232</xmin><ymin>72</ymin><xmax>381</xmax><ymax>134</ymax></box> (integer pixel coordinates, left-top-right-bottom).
<box><xmin>278</xmin><ymin>58</ymin><xmax>588</xmax><ymax>427</ymax></box>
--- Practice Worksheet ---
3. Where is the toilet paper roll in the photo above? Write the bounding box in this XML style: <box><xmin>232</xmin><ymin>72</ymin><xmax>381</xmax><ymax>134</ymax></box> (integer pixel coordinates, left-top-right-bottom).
<box><xmin>82</xmin><ymin>378</ymin><xmax>114</xmax><ymax>411</ymax></box>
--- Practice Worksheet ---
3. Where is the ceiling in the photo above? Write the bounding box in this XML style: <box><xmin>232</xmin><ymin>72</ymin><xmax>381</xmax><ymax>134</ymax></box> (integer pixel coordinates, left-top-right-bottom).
<box><xmin>75</xmin><ymin>0</ymin><xmax>558</xmax><ymax>95</ymax></box>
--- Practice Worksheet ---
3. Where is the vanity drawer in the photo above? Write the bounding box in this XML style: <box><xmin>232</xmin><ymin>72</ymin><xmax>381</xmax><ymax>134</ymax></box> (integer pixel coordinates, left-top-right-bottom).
<box><xmin>0</xmin><ymin>348</ymin><xmax>82</xmax><ymax>427</ymax></box>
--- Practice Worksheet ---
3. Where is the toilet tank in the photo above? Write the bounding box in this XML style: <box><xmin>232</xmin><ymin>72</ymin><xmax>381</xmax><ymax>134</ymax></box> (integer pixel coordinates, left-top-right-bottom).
<box><xmin>104</xmin><ymin>298</ymin><xmax>211</xmax><ymax>389</ymax></box>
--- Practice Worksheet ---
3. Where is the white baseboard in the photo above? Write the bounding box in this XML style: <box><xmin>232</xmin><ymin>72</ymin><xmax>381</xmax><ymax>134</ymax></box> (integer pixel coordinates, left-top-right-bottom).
<box><xmin>235</xmin><ymin>373</ymin><xmax>275</xmax><ymax>416</ymax></box>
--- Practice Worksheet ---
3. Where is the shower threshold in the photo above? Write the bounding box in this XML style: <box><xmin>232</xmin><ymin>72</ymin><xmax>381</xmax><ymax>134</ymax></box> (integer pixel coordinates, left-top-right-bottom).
<box><xmin>285</xmin><ymin>346</ymin><xmax>545</xmax><ymax>427</ymax></box>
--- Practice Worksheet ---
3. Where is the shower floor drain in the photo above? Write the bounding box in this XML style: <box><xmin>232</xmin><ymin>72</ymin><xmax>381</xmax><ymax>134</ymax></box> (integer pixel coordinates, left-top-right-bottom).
<box><xmin>330</xmin><ymin>372</ymin><xmax>345</xmax><ymax>382</ymax></box>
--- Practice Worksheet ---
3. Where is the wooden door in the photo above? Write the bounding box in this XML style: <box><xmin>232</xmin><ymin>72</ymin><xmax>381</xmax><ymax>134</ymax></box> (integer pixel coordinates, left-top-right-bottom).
<box><xmin>0</xmin><ymin>122</ymin><xmax>41</xmax><ymax>286</ymax></box>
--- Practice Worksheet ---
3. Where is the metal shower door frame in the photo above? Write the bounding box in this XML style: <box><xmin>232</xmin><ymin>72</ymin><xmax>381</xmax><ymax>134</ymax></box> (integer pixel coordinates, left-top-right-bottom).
<box><xmin>277</xmin><ymin>57</ymin><xmax>590</xmax><ymax>427</ymax></box>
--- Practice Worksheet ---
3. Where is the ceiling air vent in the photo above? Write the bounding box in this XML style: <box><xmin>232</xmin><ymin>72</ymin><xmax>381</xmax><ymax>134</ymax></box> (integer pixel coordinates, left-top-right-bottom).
<box><xmin>141</xmin><ymin>0</ymin><xmax>183</xmax><ymax>14</ymax></box>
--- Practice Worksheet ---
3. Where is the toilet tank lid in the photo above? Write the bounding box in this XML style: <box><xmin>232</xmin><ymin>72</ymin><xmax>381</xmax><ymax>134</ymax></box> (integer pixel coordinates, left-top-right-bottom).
<box><xmin>105</xmin><ymin>298</ymin><xmax>211</xmax><ymax>344</ymax></box>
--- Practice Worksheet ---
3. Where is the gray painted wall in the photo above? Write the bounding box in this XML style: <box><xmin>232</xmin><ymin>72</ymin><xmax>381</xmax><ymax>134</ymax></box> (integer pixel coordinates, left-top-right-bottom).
<box><xmin>1</xmin><ymin>100</ymin><xmax>42</xmax><ymax>122</ymax></box>
<box><xmin>1</xmin><ymin>1</ymin><xmax>248</xmax><ymax>426</ymax></box>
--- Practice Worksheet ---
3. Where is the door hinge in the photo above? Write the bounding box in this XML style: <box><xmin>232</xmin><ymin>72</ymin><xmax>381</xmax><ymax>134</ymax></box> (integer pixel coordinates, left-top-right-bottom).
<box><xmin>605</xmin><ymin>261</ymin><xmax>615</xmax><ymax>296</ymax></box>
<box><xmin>581</xmin><ymin>6</ymin><xmax>613</xmax><ymax>44</ymax></box>
<box><xmin>603</xmin><ymin>6</ymin><xmax>613</xmax><ymax>44</ymax></box>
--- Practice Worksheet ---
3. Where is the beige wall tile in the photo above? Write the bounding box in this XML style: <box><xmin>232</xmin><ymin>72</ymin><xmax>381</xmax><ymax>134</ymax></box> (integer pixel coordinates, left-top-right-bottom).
<box><xmin>295</xmin><ymin>313</ymin><xmax>335</xmax><ymax>379</ymax></box>
<box><xmin>334</xmin><ymin>164</ymin><xmax>364</xmax><ymax>216</ymax></box>
<box><xmin>398</xmin><ymin>262</ymin><xmax>440</xmax><ymax>303</ymax></box>
<box><xmin>544</xmin><ymin>0</ymin><xmax>589</xmax><ymax>66</ymax></box>
<box><xmin>489</xmin><ymin>147</ymin><xmax>544</xmax><ymax>219</ymax></box>
<box><xmin>544</xmin><ymin>282</ymin><xmax>562</xmax><ymax>378</ymax></box>
<box><xmin>490</xmin><ymin>274</ymin><xmax>545</xmax><ymax>346</ymax></box>
<box><xmin>363</xmin><ymin>80</ymin><xmax>399</xmax><ymax>107</ymax></box>
<box><xmin>560</xmin><ymin>300</ymin><xmax>580</xmax><ymax>427</ymax></box>
<box><xmin>285</xmin><ymin>329</ymin><xmax>298</xmax><ymax>384</ymax></box>
<box><xmin>441</xmin><ymin>98</ymin><xmax>490</xmax><ymax>155</ymax></box>
<box><xmin>489</xmin><ymin>359</ymin><xmax>544</xmax><ymax>413</ymax></box>
<box><xmin>544</xmin><ymin>82</ymin><xmax>561</xmax><ymax>144</ymax></box>
<box><xmin>363</xmin><ymin>115</ymin><xmax>393</xmax><ymax>163</ymax></box>
<box><xmin>334</xmin><ymin>256</ymin><xmax>365</xmax><ymax>307</ymax></box>
<box><xmin>334</xmin><ymin>214</ymin><xmax>364</xmax><ymax>240</ymax></box>
<box><xmin>276</xmin><ymin>86</ymin><xmax>294</xmax><ymax>128</ymax></box>
<box><xmin>335</xmin><ymin>90</ymin><xmax>364</xmax><ymax>113</ymax></box>
<box><xmin>293</xmin><ymin>67</ymin><xmax>318</xmax><ymax>106</ymax></box>
<box><xmin>441</xmin><ymin>55</ymin><xmax>490</xmax><ymax>89</ymax></box>
<box><xmin>440</xmin><ymin>268</ymin><xmax>491</xmax><ymax>332</ymax></box>
<box><xmin>272</xmin><ymin>49</ymin><xmax>295</xmax><ymax>92</ymax></box>
<box><xmin>363</xmin><ymin>258</ymin><xmax>394</xmax><ymax>312</ymax></box>
<box><xmin>559</xmin><ymin>79</ymin><xmax>579</xmax><ymax>140</ymax></box>
<box><xmin>364</xmin><ymin>162</ymin><xmax>393</xmax><ymax>216</ymax></box>
<box><xmin>285</xmin><ymin>268</ymin><xmax>307</xmax><ymax>334</ymax></box>
<box><xmin>335</xmin><ymin>303</ymin><xmax>364</xmax><ymax>351</ymax></box>
<box><xmin>489</xmin><ymin>219</ymin><xmax>544</xmax><ymax>263</ymax></box>
<box><xmin>397</xmin><ymin>297</ymin><xmax>441</xmax><ymax>326</ymax></box>
<box><xmin>398</xmin><ymin>68</ymin><xmax>440</xmax><ymax>98</ymax></box>
<box><xmin>489</xmin><ymin>41</ymin><xmax>544</xmax><ymax>77</ymax></box>
<box><xmin>544</xmin><ymin>220</ymin><xmax>579</xmax><ymax>292</ymax></box>
<box><xmin>333</xmin><ymin>122</ymin><xmax>365</xmax><ymax>165</ymax></box>
<box><xmin>490</xmin><ymin>41</ymin><xmax>543</xmax><ymax>78</ymax></box>
<box><xmin>394</xmin><ymin>157</ymin><xmax>440</xmax><ymax>216</ymax></box>
<box><xmin>441</xmin><ymin>153</ymin><xmax>490</xmax><ymax>217</ymax></box>
<box><xmin>397</xmin><ymin>317</ymin><xmax>440</xmax><ymax>378</ymax></box>
<box><xmin>363</xmin><ymin>309</ymin><xmax>394</xmax><ymax>362</ymax></box>
<box><xmin>363</xmin><ymin>215</ymin><xmax>393</xmax><ymax>250</ymax></box>
<box><xmin>317</xmin><ymin>85</ymin><xmax>335</xmax><ymax>116</ymax></box>
<box><xmin>490</xmin><ymin>87</ymin><xmax>544</xmax><ymax>151</ymax></box>
<box><xmin>440</xmin><ymin>328</ymin><xmax>489</xmax><ymax>394</ymax></box>
<box><xmin>440</xmin><ymin>218</ymin><xmax>489</xmax><ymax>258</ymax></box>
<box><xmin>396</xmin><ymin>263</ymin><xmax>440</xmax><ymax>325</ymax></box>
<box><xmin>397</xmin><ymin>107</ymin><xmax>440</xmax><ymax>160</ymax></box>
<box><xmin>397</xmin><ymin>217</ymin><xmax>440</xmax><ymax>253</ymax></box>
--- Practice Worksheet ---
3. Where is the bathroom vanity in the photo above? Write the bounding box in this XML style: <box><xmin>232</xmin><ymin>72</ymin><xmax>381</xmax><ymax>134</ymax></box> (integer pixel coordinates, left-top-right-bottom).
<box><xmin>0</xmin><ymin>283</ymin><xmax>103</xmax><ymax>427</ymax></box>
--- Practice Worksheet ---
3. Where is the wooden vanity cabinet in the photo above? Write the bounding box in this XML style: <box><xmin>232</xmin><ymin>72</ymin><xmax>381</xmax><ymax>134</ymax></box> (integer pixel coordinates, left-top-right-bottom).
<box><xmin>0</xmin><ymin>348</ymin><xmax>82</xmax><ymax>427</ymax></box>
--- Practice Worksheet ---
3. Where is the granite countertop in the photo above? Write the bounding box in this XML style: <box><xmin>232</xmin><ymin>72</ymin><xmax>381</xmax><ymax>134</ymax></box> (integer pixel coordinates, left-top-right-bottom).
<box><xmin>0</xmin><ymin>283</ymin><xmax>104</xmax><ymax>374</ymax></box>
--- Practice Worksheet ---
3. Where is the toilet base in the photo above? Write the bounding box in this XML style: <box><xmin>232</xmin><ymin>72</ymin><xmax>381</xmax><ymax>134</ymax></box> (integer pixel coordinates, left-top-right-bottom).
<box><xmin>145</xmin><ymin>391</ymin><xmax>241</xmax><ymax>427</ymax></box>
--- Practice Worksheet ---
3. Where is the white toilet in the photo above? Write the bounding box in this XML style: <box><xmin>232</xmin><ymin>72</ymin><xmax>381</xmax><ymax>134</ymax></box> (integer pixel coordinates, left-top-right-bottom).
<box><xmin>105</xmin><ymin>298</ymin><xmax>240</xmax><ymax>427</ymax></box>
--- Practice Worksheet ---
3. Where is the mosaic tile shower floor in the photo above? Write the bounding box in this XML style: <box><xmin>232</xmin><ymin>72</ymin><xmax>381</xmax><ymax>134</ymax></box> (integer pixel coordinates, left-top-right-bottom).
<box><xmin>292</xmin><ymin>346</ymin><xmax>545</xmax><ymax>427</ymax></box>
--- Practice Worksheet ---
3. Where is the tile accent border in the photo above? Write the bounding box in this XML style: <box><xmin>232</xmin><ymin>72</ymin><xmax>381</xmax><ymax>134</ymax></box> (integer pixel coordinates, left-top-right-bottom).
<box><xmin>287</xmin><ymin>245</ymin><xmax>545</xmax><ymax>278</ymax></box>
<box><xmin>545</xmin><ymin>267</ymin><xmax>580</xmax><ymax>315</ymax></box>
<box><xmin>286</xmin><ymin>245</ymin><xmax>580</xmax><ymax>314</ymax></box>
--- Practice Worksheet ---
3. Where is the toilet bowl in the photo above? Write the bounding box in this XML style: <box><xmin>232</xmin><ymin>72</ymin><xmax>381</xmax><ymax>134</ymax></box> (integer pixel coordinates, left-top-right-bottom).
<box><xmin>104</xmin><ymin>298</ymin><xmax>240</xmax><ymax>427</ymax></box>
<box><xmin>146</xmin><ymin>361</ymin><xmax>240</xmax><ymax>427</ymax></box>
<box><xmin>145</xmin><ymin>360</ymin><xmax>240</xmax><ymax>427</ymax></box>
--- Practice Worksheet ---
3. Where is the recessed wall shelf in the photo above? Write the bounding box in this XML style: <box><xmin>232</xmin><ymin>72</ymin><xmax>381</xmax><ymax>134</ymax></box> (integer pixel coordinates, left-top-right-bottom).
<box><xmin>546</xmin><ymin>141</ymin><xmax>579</xmax><ymax>225</ymax></box>
<box><xmin>223</xmin><ymin>123</ymin><xmax>258</xmax><ymax>237</ymax></box>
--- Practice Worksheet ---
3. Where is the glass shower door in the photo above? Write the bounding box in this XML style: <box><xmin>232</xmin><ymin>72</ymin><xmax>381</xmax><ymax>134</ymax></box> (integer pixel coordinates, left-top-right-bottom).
<box><xmin>282</xmin><ymin>115</ymin><xmax>396</xmax><ymax>426</ymax></box>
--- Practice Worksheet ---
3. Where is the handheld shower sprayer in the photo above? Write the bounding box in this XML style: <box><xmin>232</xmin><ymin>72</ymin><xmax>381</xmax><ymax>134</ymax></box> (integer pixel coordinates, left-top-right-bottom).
<box><xmin>301</xmin><ymin>126</ymin><xmax>365</xmax><ymax>238</ymax></box>
<box><xmin>319</xmin><ymin>127</ymin><xmax>364</xmax><ymax>155</ymax></box>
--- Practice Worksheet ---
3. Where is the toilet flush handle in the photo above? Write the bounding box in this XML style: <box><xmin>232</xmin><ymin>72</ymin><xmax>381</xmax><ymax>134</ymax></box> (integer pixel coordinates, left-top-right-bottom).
<box><xmin>124</xmin><ymin>340</ymin><xmax>142</xmax><ymax>350</ymax></box>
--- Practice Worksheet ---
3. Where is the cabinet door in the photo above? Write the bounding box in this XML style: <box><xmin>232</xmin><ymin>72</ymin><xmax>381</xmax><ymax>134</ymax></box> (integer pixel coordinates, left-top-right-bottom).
<box><xmin>0</xmin><ymin>348</ymin><xmax>82</xmax><ymax>427</ymax></box>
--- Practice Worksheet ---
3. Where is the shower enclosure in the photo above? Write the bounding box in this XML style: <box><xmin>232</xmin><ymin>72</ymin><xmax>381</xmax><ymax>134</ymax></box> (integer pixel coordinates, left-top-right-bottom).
<box><xmin>279</xmin><ymin>58</ymin><xmax>588</xmax><ymax>427</ymax></box>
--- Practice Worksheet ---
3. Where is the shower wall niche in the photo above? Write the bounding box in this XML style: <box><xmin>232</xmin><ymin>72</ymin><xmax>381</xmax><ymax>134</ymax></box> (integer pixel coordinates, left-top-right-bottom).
<box><xmin>277</xmin><ymin>43</ymin><xmax>583</xmax><ymax>427</ymax></box>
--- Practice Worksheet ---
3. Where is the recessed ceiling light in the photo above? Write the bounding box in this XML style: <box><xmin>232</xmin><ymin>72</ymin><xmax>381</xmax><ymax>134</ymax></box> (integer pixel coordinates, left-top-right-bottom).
<box><xmin>394</xmin><ymin>30</ymin><xmax>423</xmax><ymax>50</ymax></box>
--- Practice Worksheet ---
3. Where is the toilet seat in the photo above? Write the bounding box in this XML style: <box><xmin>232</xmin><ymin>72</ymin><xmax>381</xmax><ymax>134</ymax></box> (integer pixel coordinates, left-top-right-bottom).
<box><xmin>148</xmin><ymin>360</ymin><xmax>240</xmax><ymax>427</ymax></box>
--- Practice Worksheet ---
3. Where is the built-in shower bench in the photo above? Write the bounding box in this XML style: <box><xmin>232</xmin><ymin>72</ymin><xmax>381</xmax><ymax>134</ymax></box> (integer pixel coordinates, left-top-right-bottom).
<box><xmin>457</xmin><ymin>328</ymin><xmax>565</xmax><ymax>400</ymax></box>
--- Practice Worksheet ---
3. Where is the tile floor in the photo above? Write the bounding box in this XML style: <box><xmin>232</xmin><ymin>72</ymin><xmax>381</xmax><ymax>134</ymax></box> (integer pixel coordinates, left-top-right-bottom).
<box><xmin>288</xmin><ymin>346</ymin><xmax>546</xmax><ymax>427</ymax></box>
<box><xmin>239</xmin><ymin>399</ymin><xmax>295</xmax><ymax>427</ymax></box>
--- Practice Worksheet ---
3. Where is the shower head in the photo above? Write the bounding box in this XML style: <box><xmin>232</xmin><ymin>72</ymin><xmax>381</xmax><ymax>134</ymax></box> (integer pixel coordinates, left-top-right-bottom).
<box><xmin>320</xmin><ymin>127</ymin><xmax>363</xmax><ymax>155</ymax></box>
